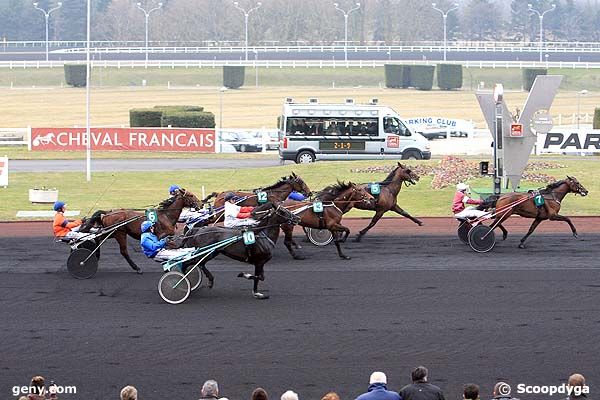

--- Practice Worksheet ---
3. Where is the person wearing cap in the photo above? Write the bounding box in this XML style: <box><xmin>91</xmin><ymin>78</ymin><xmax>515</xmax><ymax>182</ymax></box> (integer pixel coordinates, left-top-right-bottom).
<box><xmin>52</xmin><ymin>201</ymin><xmax>87</xmax><ymax>240</ymax></box>
<box><xmin>355</xmin><ymin>371</ymin><xmax>400</xmax><ymax>400</ymax></box>
<box><xmin>169</xmin><ymin>185</ymin><xmax>181</xmax><ymax>196</ymax></box>
<box><xmin>287</xmin><ymin>191</ymin><xmax>306</xmax><ymax>201</ymax></box>
<box><xmin>140</xmin><ymin>220</ymin><xmax>193</xmax><ymax>262</ymax></box>
<box><xmin>452</xmin><ymin>182</ymin><xmax>487</xmax><ymax>219</ymax></box>
<box><xmin>223</xmin><ymin>192</ymin><xmax>258</xmax><ymax>228</ymax></box>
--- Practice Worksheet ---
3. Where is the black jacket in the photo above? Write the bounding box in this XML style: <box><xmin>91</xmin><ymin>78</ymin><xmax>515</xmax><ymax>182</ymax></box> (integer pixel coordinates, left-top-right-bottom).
<box><xmin>399</xmin><ymin>382</ymin><xmax>445</xmax><ymax>400</ymax></box>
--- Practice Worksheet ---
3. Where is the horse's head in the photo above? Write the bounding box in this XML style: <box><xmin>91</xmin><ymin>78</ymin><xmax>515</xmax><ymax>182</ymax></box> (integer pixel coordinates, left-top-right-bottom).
<box><xmin>252</xmin><ymin>202</ymin><xmax>300</xmax><ymax>226</ymax></box>
<box><xmin>173</xmin><ymin>188</ymin><xmax>201</xmax><ymax>208</ymax></box>
<box><xmin>290</xmin><ymin>172</ymin><xmax>312</xmax><ymax>197</ymax></box>
<box><xmin>566</xmin><ymin>176</ymin><xmax>588</xmax><ymax>196</ymax></box>
<box><xmin>396</xmin><ymin>162</ymin><xmax>420</xmax><ymax>185</ymax></box>
<box><xmin>347</xmin><ymin>182</ymin><xmax>375</xmax><ymax>207</ymax></box>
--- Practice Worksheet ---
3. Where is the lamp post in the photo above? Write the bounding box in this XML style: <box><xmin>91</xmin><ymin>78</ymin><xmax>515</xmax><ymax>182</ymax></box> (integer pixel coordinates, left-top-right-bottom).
<box><xmin>528</xmin><ymin>3</ymin><xmax>556</xmax><ymax>63</ymax></box>
<box><xmin>33</xmin><ymin>1</ymin><xmax>62</xmax><ymax>62</ymax></box>
<box><xmin>333</xmin><ymin>2</ymin><xmax>361</xmax><ymax>62</ymax></box>
<box><xmin>431</xmin><ymin>2</ymin><xmax>459</xmax><ymax>62</ymax></box>
<box><xmin>233</xmin><ymin>1</ymin><xmax>262</xmax><ymax>61</ymax></box>
<box><xmin>577</xmin><ymin>89</ymin><xmax>588</xmax><ymax>129</ymax></box>
<box><xmin>136</xmin><ymin>2</ymin><xmax>163</xmax><ymax>63</ymax></box>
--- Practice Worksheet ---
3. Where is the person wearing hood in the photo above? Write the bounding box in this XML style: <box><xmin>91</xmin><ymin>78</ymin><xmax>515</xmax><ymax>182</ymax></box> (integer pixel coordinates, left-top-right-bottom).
<box><xmin>355</xmin><ymin>371</ymin><xmax>401</xmax><ymax>400</ymax></box>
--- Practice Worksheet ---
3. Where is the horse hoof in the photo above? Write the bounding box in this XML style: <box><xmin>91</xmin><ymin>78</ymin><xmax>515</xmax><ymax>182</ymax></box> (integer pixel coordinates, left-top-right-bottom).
<box><xmin>135</xmin><ymin>268</ymin><xmax>143</xmax><ymax>275</ymax></box>
<box><xmin>293</xmin><ymin>255</ymin><xmax>306</xmax><ymax>260</ymax></box>
<box><xmin>253</xmin><ymin>292</ymin><xmax>270</xmax><ymax>300</ymax></box>
<box><xmin>238</xmin><ymin>272</ymin><xmax>253</xmax><ymax>280</ymax></box>
<box><xmin>573</xmin><ymin>233</ymin><xmax>579</xmax><ymax>239</ymax></box>
<box><xmin>417</xmin><ymin>221</ymin><xmax>424</xmax><ymax>226</ymax></box>
<box><xmin>208</xmin><ymin>279</ymin><xmax>214</xmax><ymax>289</ymax></box>
<box><xmin>353</xmin><ymin>236</ymin><xmax>362</xmax><ymax>243</ymax></box>
<box><xmin>295</xmin><ymin>245</ymin><xmax>303</xmax><ymax>250</ymax></box>
<box><xmin>341</xmin><ymin>256</ymin><xmax>351</xmax><ymax>260</ymax></box>
<box><xmin>502</xmin><ymin>234</ymin><xmax>508</xmax><ymax>241</ymax></box>
<box><xmin>518</xmin><ymin>244</ymin><xmax>525</xmax><ymax>249</ymax></box>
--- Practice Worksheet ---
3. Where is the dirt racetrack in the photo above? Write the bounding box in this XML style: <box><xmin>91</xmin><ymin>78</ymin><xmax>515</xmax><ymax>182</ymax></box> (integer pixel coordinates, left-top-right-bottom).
<box><xmin>1</xmin><ymin>217</ymin><xmax>599</xmax><ymax>400</ymax></box>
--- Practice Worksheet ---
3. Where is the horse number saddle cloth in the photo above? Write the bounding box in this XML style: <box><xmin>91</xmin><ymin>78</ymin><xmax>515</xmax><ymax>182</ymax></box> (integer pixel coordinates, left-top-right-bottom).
<box><xmin>530</xmin><ymin>190</ymin><xmax>545</xmax><ymax>207</ymax></box>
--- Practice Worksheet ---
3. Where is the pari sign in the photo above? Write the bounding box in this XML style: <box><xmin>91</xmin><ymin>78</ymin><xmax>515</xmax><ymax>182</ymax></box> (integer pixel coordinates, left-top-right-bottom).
<box><xmin>538</xmin><ymin>129</ymin><xmax>600</xmax><ymax>154</ymax></box>
<box><xmin>31</xmin><ymin>128</ymin><xmax>216</xmax><ymax>152</ymax></box>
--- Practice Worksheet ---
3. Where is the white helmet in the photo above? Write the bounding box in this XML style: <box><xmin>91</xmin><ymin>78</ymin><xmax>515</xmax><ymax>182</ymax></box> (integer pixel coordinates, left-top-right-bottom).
<box><xmin>456</xmin><ymin>183</ymin><xmax>469</xmax><ymax>192</ymax></box>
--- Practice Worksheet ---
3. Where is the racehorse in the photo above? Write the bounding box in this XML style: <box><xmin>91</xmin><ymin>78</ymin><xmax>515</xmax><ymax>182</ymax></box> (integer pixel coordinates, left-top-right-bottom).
<box><xmin>177</xmin><ymin>203</ymin><xmax>300</xmax><ymax>299</ymax></box>
<box><xmin>353</xmin><ymin>162</ymin><xmax>423</xmax><ymax>242</ymax></box>
<box><xmin>485</xmin><ymin>176</ymin><xmax>588</xmax><ymax>248</ymax></box>
<box><xmin>282</xmin><ymin>181</ymin><xmax>374</xmax><ymax>260</ymax></box>
<box><xmin>79</xmin><ymin>188</ymin><xmax>200</xmax><ymax>273</ymax></box>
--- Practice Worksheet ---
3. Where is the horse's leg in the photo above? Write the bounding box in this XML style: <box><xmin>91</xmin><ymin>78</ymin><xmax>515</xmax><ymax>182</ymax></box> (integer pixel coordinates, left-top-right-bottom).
<box><xmin>493</xmin><ymin>210</ymin><xmax>513</xmax><ymax>241</ymax></box>
<box><xmin>549</xmin><ymin>214</ymin><xmax>579</xmax><ymax>238</ymax></box>
<box><xmin>519</xmin><ymin>218</ymin><xmax>543</xmax><ymax>249</ymax></box>
<box><xmin>200</xmin><ymin>265</ymin><xmax>215</xmax><ymax>288</ymax></box>
<box><xmin>332</xmin><ymin>229</ymin><xmax>351</xmax><ymax>260</ymax></box>
<box><xmin>115</xmin><ymin>231</ymin><xmax>142</xmax><ymax>273</ymax></box>
<box><xmin>391</xmin><ymin>204</ymin><xmax>423</xmax><ymax>226</ymax></box>
<box><xmin>497</xmin><ymin>223</ymin><xmax>509</xmax><ymax>241</ymax></box>
<box><xmin>239</xmin><ymin>263</ymin><xmax>269</xmax><ymax>299</ymax></box>
<box><xmin>282</xmin><ymin>225</ymin><xmax>305</xmax><ymax>260</ymax></box>
<box><xmin>355</xmin><ymin>210</ymin><xmax>385</xmax><ymax>242</ymax></box>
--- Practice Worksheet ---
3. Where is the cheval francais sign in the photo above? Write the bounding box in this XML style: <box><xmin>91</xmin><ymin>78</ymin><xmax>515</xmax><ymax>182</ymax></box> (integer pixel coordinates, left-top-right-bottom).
<box><xmin>31</xmin><ymin>128</ymin><xmax>216</xmax><ymax>152</ymax></box>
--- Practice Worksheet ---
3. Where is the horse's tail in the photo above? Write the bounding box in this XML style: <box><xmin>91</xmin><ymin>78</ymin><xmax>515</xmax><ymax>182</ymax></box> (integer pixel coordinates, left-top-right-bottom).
<box><xmin>79</xmin><ymin>210</ymin><xmax>107</xmax><ymax>232</ymax></box>
<box><xmin>201</xmin><ymin>192</ymin><xmax>218</xmax><ymax>205</ymax></box>
<box><xmin>478</xmin><ymin>195</ymin><xmax>499</xmax><ymax>211</ymax></box>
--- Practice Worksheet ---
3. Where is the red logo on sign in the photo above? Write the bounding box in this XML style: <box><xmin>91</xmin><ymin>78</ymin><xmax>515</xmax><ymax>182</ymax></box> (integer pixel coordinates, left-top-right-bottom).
<box><xmin>387</xmin><ymin>136</ymin><xmax>400</xmax><ymax>148</ymax></box>
<box><xmin>510</xmin><ymin>124</ymin><xmax>524</xmax><ymax>138</ymax></box>
<box><xmin>31</xmin><ymin>128</ymin><xmax>216</xmax><ymax>152</ymax></box>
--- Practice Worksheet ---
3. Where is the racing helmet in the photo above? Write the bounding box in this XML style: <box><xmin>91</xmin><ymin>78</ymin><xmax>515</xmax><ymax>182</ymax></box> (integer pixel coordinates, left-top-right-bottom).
<box><xmin>456</xmin><ymin>183</ymin><xmax>469</xmax><ymax>192</ymax></box>
<box><xmin>169</xmin><ymin>185</ymin><xmax>180</xmax><ymax>195</ymax></box>
<box><xmin>224</xmin><ymin>192</ymin><xmax>236</xmax><ymax>201</ymax></box>
<box><xmin>141</xmin><ymin>220</ymin><xmax>155</xmax><ymax>233</ymax></box>
<box><xmin>53</xmin><ymin>201</ymin><xmax>66</xmax><ymax>211</ymax></box>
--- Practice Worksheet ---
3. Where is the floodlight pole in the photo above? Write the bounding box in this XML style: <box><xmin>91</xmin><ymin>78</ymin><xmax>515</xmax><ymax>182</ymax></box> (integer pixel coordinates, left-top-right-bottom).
<box><xmin>233</xmin><ymin>1</ymin><xmax>262</xmax><ymax>61</ymax></box>
<box><xmin>528</xmin><ymin>3</ymin><xmax>556</xmax><ymax>63</ymax></box>
<box><xmin>33</xmin><ymin>1</ymin><xmax>63</xmax><ymax>62</ymax></box>
<box><xmin>432</xmin><ymin>2</ymin><xmax>459</xmax><ymax>62</ymax></box>
<box><xmin>136</xmin><ymin>2</ymin><xmax>163</xmax><ymax>63</ymax></box>
<box><xmin>333</xmin><ymin>2</ymin><xmax>361</xmax><ymax>62</ymax></box>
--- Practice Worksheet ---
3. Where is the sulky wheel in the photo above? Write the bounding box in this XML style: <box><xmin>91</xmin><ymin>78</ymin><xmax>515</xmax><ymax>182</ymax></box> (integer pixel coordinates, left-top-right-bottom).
<box><xmin>457</xmin><ymin>221</ymin><xmax>472</xmax><ymax>245</ymax></box>
<box><xmin>67</xmin><ymin>248</ymin><xmax>99</xmax><ymax>279</ymax></box>
<box><xmin>183</xmin><ymin>264</ymin><xmax>202</xmax><ymax>291</ymax></box>
<box><xmin>74</xmin><ymin>239</ymin><xmax>100</xmax><ymax>259</ymax></box>
<box><xmin>158</xmin><ymin>271</ymin><xmax>191</xmax><ymax>304</ymax></box>
<box><xmin>468</xmin><ymin>224</ymin><xmax>496</xmax><ymax>253</ymax></box>
<box><xmin>306</xmin><ymin>228</ymin><xmax>334</xmax><ymax>246</ymax></box>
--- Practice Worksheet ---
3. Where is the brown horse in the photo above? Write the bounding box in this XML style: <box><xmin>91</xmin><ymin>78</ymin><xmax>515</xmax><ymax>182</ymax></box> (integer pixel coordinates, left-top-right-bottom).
<box><xmin>353</xmin><ymin>162</ymin><xmax>422</xmax><ymax>242</ymax></box>
<box><xmin>487</xmin><ymin>176</ymin><xmax>588</xmax><ymax>248</ymax></box>
<box><xmin>282</xmin><ymin>181</ymin><xmax>374</xmax><ymax>260</ymax></box>
<box><xmin>80</xmin><ymin>188</ymin><xmax>200</xmax><ymax>273</ymax></box>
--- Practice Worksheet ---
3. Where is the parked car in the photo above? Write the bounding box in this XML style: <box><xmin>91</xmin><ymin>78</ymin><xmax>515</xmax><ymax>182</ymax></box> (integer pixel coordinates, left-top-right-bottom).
<box><xmin>220</xmin><ymin>131</ymin><xmax>263</xmax><ymax>152</ymax></box>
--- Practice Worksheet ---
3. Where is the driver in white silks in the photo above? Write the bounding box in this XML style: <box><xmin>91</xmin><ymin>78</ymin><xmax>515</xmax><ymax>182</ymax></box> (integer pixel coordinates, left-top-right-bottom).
<box><xmin>452</xmin><ymin>183</ymin><xmax>488</xmax><ymax>219</ymax></box>
<box><xmin>223</xmin><ymin>192</ymin><xmax>259</xmax><ymax>228</ymax></box>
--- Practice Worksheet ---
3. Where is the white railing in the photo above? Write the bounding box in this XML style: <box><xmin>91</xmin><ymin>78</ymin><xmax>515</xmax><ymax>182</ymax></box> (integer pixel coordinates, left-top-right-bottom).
<box><xmin>554</xmin><ymin>113</ymin><xmax>595</xmax><ymax>126</ymax></box>
<box><xmin>0</xmin><ymin>127</ymin><xmax>29</xmax><ymax>146</ymax></box>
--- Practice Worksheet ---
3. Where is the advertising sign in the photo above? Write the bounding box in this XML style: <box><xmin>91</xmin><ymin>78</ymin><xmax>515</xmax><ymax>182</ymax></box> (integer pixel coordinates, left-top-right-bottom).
<box><xmin>510</xmin><ymin>124</ymin><xmax>524</xmax><ymax>138</ymax></box>
<box><xmin>537</xmin><ymin>130</ymin><xmax>600</xmax><ymax>154</ymax></box>
<box><xmin>0</xmin><ymin>156</ymin><xmax>7</xmax><ymax>187</ymax></box>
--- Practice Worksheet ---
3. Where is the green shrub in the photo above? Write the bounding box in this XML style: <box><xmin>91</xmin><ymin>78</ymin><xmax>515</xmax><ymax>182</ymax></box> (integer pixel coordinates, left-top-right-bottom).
<box><xmin>129</xmin><ymin>109</ymin><xmax>163</xmax><ymax>127</ymax></box>
<box><xmin>161</xmin><ymin>111</ymin><xmax>215</xmax><ymax>128</ymax></box>
<box><xmin>402</xmin><ymin>66</ymin><xmax>412</xmax><ymax>88</ymax></box>
<box><xmin>64</xmin><ymin>64</ymin><xmax>87</xmax><ymax>87</ymax></box>
<box><xmin>223</xmin><ymin>66</ymin><xmax>245</xmax><ymax>89</ymax></box>
<box><xmin>153</xmin><ymin>105</ymin><xmax>204</xmax><ymax>112</ymax></box>
<box><xmin>594</xmin><ymin>108</ymin><xmax>600</xmax><ymax>129</ymax></box>
<box><xmin>437</xmin><ymin>64</ymin><xmax>463</xmax><ymax>90</ymax></box>
<box><xmin>410</xmin><ymin>65</ymin><xmax>435</xmax><ymax>91</ymax></box>
<box><xmin>522</xmin><ymin>68</ymin><xmax>547</xmax><ymax>91</ymax></box>
<box><xmin>384</xmin><ymin>64</ymin><xmax>405</xmax><ymax>88</ymax></box>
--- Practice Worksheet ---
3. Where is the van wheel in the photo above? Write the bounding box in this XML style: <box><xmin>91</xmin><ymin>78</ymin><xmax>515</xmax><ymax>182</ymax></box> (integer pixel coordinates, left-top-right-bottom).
<box><xmin>401</xmin><ymin>150</ymin><xmax>422</xmax><ymax>160</ymax></box>
<box><xmin>296</xmin><ymin>151</ymin><xmax>315</xmax><ymax>164</ymax></box>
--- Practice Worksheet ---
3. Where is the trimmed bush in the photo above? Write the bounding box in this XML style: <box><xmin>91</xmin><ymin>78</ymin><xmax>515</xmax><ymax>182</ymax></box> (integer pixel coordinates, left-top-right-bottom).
<box><xmin>594</xmin><ymin>108</ymin><xmax>600</xmax><ymax>129</ymax></box>
<box><xmin>64</xmin><ymin>64</ymin><xmax>87</xmax><ymax>87</ymax></box>
<box><xmin>410</xmin><ymin>65</ymin><xmax>435</xmax><ymax>91</ymax></box>
<box><xmin>223</xmin><ymin>66</ymin><xmax>245</xmax><ymax>89</ymax></box>
<box><xmin>437</xmin><ymin>64</ymin><xmax>463</xmax><ymax>90</ymax></box>
<box><xmin>161</xmin><ymin>111</ymin><xmax>215</xmax><ymax>129</ymax></box>
<box><xmin>384</xmin><ymin>64</ymin><xmax>405</xmax><ymax>88</ymax></box>
<box><xmin>522</xmin><ymin>68</ymin><xmax>547</xmax><ymax>91</ymax></box>
<box><xmin>154</xmin><ymin>105</ymin><xmax>204</xmax><ymax>112</ymax></box>
<box><xmin>130</xmin><ymin>109</ymin><xmax>163</xmax><ymax>127</ymax></box>
<box><xmin>402</xmin><ymin>66</ymin><xmax>412</xmax><ymax>88</ymax></box>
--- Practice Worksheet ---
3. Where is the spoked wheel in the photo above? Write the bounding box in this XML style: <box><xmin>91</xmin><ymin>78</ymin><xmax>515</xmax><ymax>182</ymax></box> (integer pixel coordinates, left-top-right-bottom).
<box><xmin>158</xmin><ymin>271</ymin><xmax>191</xmax><ymax>304</ymax></box>
<box><xmin>457</xmin><ymin>221</ymin><xmax>472</xmax><ymax>245</ymax></box>
<box><xmin>183</xmin><ymin>264</ymin><xmax>202</xmax><ymax>291</ymax></box>
<box><xmin>306</xmin><ymin>228</ymin><xmax>334</xmax><ymax>246</ymax></box>
<box><xmin>73</xmin><ymin>239</ymin><xmax>100</xmax><ymax>259</ymax></box>
<box><xmin>468</xmin><ymin>224</ymin><xmax>496</xmax><ymax>253</ymax></box>
<box><xmin>67</xmin><ymin>248</ymin><xmax>99</xmax><ymax>279</ymax></box>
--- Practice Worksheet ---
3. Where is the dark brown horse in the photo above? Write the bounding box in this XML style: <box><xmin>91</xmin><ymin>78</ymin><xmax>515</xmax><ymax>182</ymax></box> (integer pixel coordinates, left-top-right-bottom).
<box><xmin>486</xmin><ymin>176</ymin><xmax>588</xmax><ymax>248</ymax></box>
<box><xmin>354</xmin><ymin>162</ymin><xmax>422</xmax><ymax>242</ymax></box>
<box><xmin>282</xmin><ymin>181</ymin><xmax>374</xmax><ymax>260</ymax></box>
<box><xmin>80</xmin><ymin>188</ymin><xmax>200</xmax><ymax>273</ymax></box>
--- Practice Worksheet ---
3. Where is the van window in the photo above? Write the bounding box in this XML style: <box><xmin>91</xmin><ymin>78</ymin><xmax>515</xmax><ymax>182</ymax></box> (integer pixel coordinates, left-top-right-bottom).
<box><xmin>286</xmin><ymin>117</ymin><xmax>378</xmax><ymax>137</ymax></box>
<box><xmin>384</xmin><ymin>117</ymin><xmax>411</xmax><ymax>137</ymax></box>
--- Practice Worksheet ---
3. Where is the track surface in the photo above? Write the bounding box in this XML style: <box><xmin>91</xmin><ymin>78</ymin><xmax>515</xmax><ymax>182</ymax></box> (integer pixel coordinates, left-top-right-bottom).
<box><xmin>1</xmin><ymin>222</ymin><xmax>599</xmax><ymax>400</ymax></box>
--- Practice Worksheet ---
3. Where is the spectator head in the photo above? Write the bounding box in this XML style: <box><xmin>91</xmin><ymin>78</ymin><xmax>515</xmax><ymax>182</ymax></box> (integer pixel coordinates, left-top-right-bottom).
<box><xmin>568</xmin><ymin>374</ymin><xmax>585</xmax><ymax>388</ymax></box>
<box><xmin>321</xmin><ymin>392</ymin><xmax>340</xmax><ymax>400</ymax></box>
<box><xmin>120</xmin><ymin>385</ymin><xmax>138</xmax><ymax>400</ymax></box>
<box><xmin>281</xmin><ymin>390</ymin><xmax>299</xmax><ymax>400</ymax></box>
<box><xmin>463</xmin><ymin>384</ymin><xmax>480</xmax><ymax>400</ymax></box>
<box><xmin>411</xmin><ymin>366</ymin><xmax>428</xmax><ymax>383</ymax></box>
<box><xmin>493</xmin><ymin>382</ymin><xmax>511</xmax><ymax>397</ymax></box>
<box><xmin>252</xmin><ymin>388</ymin><xmax>269</xmax><ymax>400</ymax></box>
<box><xmin>201</xmin><ymin>380</ymin><xmax>219</xmax><ymax>398</ymax></box>
<box><xmin>30</xmin><ymin>376</ymin><xmax>45</xmax><ymax>396</ymax></box>
<box><xmin>369</xmin><ymin>372</ymin><xmax>387</xmax><ymax>385</ymax></box>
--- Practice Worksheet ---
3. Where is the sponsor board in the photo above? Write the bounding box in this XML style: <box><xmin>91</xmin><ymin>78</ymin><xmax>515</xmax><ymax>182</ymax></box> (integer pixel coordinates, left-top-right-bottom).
<box><xmin>387</xmin><ymin>135</ymin><xmax>399</xmax><ymax>148</ymax></box>
<box><xmin>510</xmin><ymin>123</ymin><xmax>523</xmax><ymax>138</ymax></box>
<box><xmin>0</xmin><ymin>156</ymin><xmax>7</xmax><ymax>187</ymax></box>
<box><xmin>30</xmin><ymin>127</ymin><xmax>216</xmax><ymax>152</ymax></box>
<box><xmin>404</xmin><ymin>117</ymin><xmax>474</xmax><ymax>136</ymax></box>
<box><xmin>537</xmin><ymin>129</ymin><xmax>600</xmax><ymax>154</ymax></box>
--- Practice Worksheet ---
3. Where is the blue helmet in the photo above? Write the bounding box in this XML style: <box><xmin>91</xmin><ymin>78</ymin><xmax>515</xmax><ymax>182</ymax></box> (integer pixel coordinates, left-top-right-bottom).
<box><xmin>53</xmin><ymin>201</ymin><xmax>66</xmax><ymax>211</ymax></box>
<box><xmin>224</xmin><ymin>192</ymin><xmax>236</xmax><ymax>201</ymax></box>
<box><xmin>169</xmin><ymin>185</ymin><xmax>180</xmax><ymax>194</ymax></box>
<box><xmin>141</xmin><ymin>220</ymin><xmax>155</xmax><ymax>233</ymax></box>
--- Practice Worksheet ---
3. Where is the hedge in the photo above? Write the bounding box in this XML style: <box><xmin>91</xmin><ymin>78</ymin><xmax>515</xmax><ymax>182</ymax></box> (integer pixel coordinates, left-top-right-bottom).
<box><xmin>161</xmin><ymin>111</ymin><xmax>215</xmax><ymax>129</ymax></box>
<box><xmin>410</xmin><ymin>65</ymin><xmax>435</xmax><ymax>91</ymax></box>
<box><xmin>401</xmin><ymin>66</ymin><xmax>412</xmax><ymax>88</ymax></box>
<box><xmin>64</xmin><ymin>64</ymin><xmax>87</xmax><ymax>87</ymax></box>
<box><xmin>594</xmin><ymin>108</ymin><xmax>600</xmax><ymax>129</ymax></box>
<box><xmin>437</xmin><ymin>64</ymin><xmax>463</xmax><ymax>90</ymax></box>
<box><xmin>130</xmin><ymin>109</ymin><xmax>163</xmax><ymax>127</ymax></box>
<box><xmin>223</xmin><ymin>66</ymin><xmax>245</xmax><ymax>89</ymax></box>
<box><xmin>384</xmin><ymin>64</ymin><xmax>405</xmax><ymax>88</ymax></box>
<box><xmin>522</xmin><ymin>68</ymin><xmax>547</xmax><ymax>91</ymax></box>
<box><xmin>154</xmin><ymin>105</ymin><xmax>204</xmax><ymax>112</ymax></box>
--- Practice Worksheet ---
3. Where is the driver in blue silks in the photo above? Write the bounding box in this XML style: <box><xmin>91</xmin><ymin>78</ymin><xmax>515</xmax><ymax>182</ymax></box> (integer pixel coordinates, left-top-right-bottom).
<box><xmin>287</xmin><ymin>191</ymin><xmax>306</xmax><ymax>201</ymax></box>
<box><xmin>140</xmin><ymin>220</ymin><xmax>193</xmax><ymax>262</ymax></box>
<box><xmin>169</xmin><ymin>185</ymin><xmax>180</xmax><ymax>196</ymax></box>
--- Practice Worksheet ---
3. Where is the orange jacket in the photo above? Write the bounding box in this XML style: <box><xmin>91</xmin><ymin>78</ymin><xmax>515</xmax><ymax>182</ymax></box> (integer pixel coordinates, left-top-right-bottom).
<box><xmin>53</xmin><ymin>212</ymin><xmax>82</xmax><ymax>237</ymax></box>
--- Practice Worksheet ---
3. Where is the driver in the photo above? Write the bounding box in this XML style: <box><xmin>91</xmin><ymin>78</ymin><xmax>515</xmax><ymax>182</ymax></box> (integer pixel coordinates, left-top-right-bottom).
<box><xmin>452</xmin><ymin>183</ymin><xmax>487</xmax><ymax>219</ymax></box>
<box><xmin>52</xmin><ymin>201</ymin><xmax>88</xmax><ymax>240</ymax></box>
<box><xmin>223</xmin><ymin>192</ymin><xmax>258</xmax><ymax>228</ymax></box>
<box><xmin>140</xmin><ymin>220</ymin><xmax>194</xmax><ymax>262</ymax></box>
<box><xmin>168</xmin><ymin>184</ymin><xmax>180</xmax><ymax>196</ymax></box>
